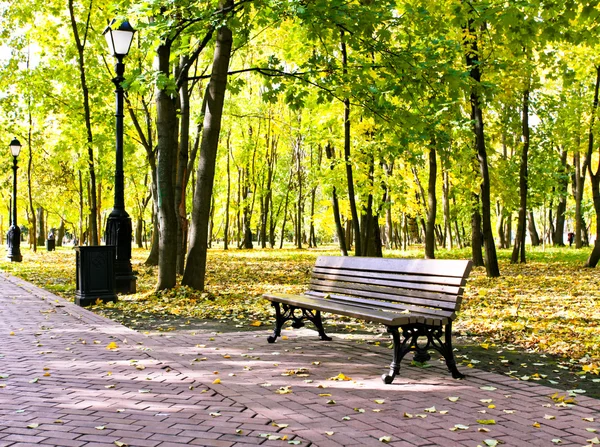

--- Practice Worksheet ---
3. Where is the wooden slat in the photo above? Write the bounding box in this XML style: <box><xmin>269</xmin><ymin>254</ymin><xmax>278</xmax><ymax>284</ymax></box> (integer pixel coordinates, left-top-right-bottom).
<box><xmin>305</xmin><ymin>291</ymin><xmax>455</xmax><ymax>320</ymax></box>
<box><xmin>315</xmin><ymin>256</ymin><xmax>472</xmax><ymax>281</ymax></box>
<box><xmin>307</xmin><ymin>283</ymin><xmax>461</xmax><ymax>312</ymax></box>
<box><xmin>309</xmin><ymin>277</ymin><xmax>461</xmax><ymax>304</ymax></box>
<box><xmin>264</xmin><ymin>293</ymin><xmax>447</xmax><ymax>326</ymax></box>
<box><xmin>312</xmin><ymin>267</ymin><xmax>466</xmax><ymax>288</ymax></box>
<box><xmin>305</xmin><ymin>290</ymin><xmax>456</xmax><ymax>319</ymax></box>
<box><xmin>311</xmin><ymin>270</ymin><xmax>464</xmax><ymax>293</ymax></box>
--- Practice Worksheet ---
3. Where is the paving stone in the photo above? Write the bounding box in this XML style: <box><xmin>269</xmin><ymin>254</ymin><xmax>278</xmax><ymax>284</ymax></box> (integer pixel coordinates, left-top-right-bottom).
<box><xmin>1</xmin><ymin>272</ymin><xmax>599</xmax><ymax>447</ymax></box>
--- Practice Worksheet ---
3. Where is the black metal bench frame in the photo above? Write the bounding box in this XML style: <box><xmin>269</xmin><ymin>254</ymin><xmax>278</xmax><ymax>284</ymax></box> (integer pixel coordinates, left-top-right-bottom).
<box><xmin>263</xmin><ymin>256</ymin><xmax>472</xmax><ymax>384</ymax></box>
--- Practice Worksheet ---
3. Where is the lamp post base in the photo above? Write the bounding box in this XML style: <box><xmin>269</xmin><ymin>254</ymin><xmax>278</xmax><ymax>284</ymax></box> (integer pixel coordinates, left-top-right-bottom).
<box><xmin>105</xmin><ymin>212</ymin><xmax>137</xmax><ymax>294</ymax></box>
<box><xmin>6</xmin><ymin>225</ymin><xmax>22</xmax><ymax>263</ymax></box>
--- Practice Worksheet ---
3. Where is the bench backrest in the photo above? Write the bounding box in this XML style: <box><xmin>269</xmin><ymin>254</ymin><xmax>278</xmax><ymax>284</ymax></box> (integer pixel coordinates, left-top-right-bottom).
<box><xmin>306</xmin><ymin>256</ymin><xmax>472</xmax><ymax>320</ymax></box>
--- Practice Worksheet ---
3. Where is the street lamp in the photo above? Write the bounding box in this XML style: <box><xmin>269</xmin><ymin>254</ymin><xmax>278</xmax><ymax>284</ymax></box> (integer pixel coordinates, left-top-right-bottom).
<box><xmin>7</xmin><ymin>137</ymin><xmax>22</xmax><ymax>262</ymax></box>
<box><xmin>103</xmin><ymin>19</ymin><xmax>136</xmax><ymax>293</ymax></box>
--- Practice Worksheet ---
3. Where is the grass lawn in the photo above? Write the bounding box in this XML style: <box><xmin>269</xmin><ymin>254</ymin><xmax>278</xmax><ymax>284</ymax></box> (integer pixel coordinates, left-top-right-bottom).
<box><xmin>1</xmin><ymin>244</ymin><xmax>599</xmax><ymax>398</ymax></box>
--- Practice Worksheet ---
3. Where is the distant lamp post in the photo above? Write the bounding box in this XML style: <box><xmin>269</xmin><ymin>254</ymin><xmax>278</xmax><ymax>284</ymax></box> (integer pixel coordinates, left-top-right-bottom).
<box><xmin>7</xmin><ymin>137</ymin><xmax>22</xmax><ymax>262</ymax></box>
<box><xmin>103</xmin><ymin>19</ymin><xmax>136</xmax><ymax>293</ymax></box>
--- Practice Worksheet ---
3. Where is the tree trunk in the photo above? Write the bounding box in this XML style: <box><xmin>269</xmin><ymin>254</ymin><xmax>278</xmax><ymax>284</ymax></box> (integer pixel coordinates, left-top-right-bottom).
<box><xmin>224</xmin><ymin>132</ymin><xmax>231</xmax><ymax>250</ymax></box>
<box><xmin>175</xmin><ymin>55</ymin><xmax>190</xmax><ymax>275</ymax></box>
<box><xmin>528</xmin><ymin>211</ymin><xmax>540</xmax><ymax>246</ymax></box>
<box><xmin>295</xmin><ymin>136</ymin><xmax>303</xmax><ymax>249</ymax></box>
<box><xmin>471</xmin><ymin>195</ymin><xmax>484</xmax><ymax>267</ymax></box>
<box><xmin>553</xmin><ymin>147</ymin><xmax>568</xmax><ymax>245</ymax></box>
<box><xmin>145</xmin><ymin>211</ymin><xmax>159</xmax><ymax>266</ymax></box>
<box><xmin>464</xmin><ymin>13</ymin><xmax>500</xmax><ymax>276</ymax></box>
<box><xmin>341</xmin><ymin>30</ymin><xmax>361</xmax><ymax>256</ymax></box>
<box><xmin>68</xmin><ymin>0</ymin><xmax>98</xmax><ymax>245</ymax></box>
<box><xmin>442</xmin><ymin>167</ymin><xmax>452</xmax><ymax>249</ymax></box>
<box><xmin>242</xmin><ymin>165</ymin><xmax>253</xmax><ymax>249</ymax></box>
<box><xmin>57</xmin><ymin>218</ymin><xmax>65</xmax><ymax>247</ymax></box>
<box><xmin>585</xmin><ymin>66</ymin><xmax>600</xmax><ymax>267</ymax></box>
<box><xmin>36</xmin><ymin>207</ymin><xmax>45</xmax><ymax>246</ymax></box>
<box><xmin>155</xmin><ymin>40</ymin><xmax>179</xmax><ymax>290</ymax></box>
<box><xmin>325</xmin><ymin>143</ymin><xmax>347</xmax><ymax>255</ymax></box>
<box><xmin>512</xmin><ymin>87</ymin><xmax>530</xmax><ymax>263</ymax></box>
<box><xmin>27</xmin><ymin>107</ymin><xmax>36</xmax><ymax>252</ymax></box>
<box><xmin>425</xmin><ymin>142</ymin><xmax>437</xmax><ymax>259</ymax></box>
<box><xmin>183</xmin><ymin>4</ymin><xmax>234</xmax><ymax>289</ymax></box>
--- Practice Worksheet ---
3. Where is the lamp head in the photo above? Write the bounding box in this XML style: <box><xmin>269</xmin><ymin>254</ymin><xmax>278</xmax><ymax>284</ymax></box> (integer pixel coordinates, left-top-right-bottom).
<box><xmin>103</xmin><ymin>19</ymin><xmax>135</xmax><ymax>58</ymax></box>
<box><xmin>9</xmin><ymin>138</ymin><xmax>21</xmax><ymax>157</ymax></box>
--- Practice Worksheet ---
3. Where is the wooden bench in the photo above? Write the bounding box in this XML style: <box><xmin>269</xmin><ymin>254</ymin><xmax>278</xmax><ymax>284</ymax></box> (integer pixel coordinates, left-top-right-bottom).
<box><xmin>263</xmin><ymin>256</ymin><xmax>472</xmax><ymax>384</ymax></box>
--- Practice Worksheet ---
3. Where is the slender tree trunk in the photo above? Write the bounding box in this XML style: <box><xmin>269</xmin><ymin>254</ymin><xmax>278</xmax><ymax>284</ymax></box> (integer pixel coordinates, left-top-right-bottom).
<box><xmin>68</xmin><ymin>0</ymin><xmax>98</xmax><ymax>245</ymax></box>
<box><xmin>78</xmin><ymin>170</ymin><xmax>83</xmax><ymax>245</ymax></box>
<box><xmin>464</xmin><ymin>14</ymin><xmax>500</xmax><ymax>276</ymax></box>
<box><xmin>553</xmin><ymin>147</ymin><xmax>568</xmax><ymax>245</ymax></box>
<box><xmin>155</xmin><ymin>40</ymin><xmax>179</xmax><ymax>290</ymax></box>
<box><xmin>512</xmin><ymin>87</ymin><xmax>530</xmax><ymax>263</ymax></box>
<box><xmin>528</xmin><ymin>211</ymin><xmax>541</xmax><ymax>246</ymax></box>
<box><xmin>224</xmin><ymin>132</ymin><xmax>231</xmax><ymax>250</ymax></box>
<box><xmin>295</xmin><ymin>136</ymin><xmax>303</xmax><ymax>249</ymax></box>
<box><xmin>425</xmin><ymin>142</ymin><xmax>437</xmax><ymax>259</ymax></box>
<box><xmin>471</xmin><ymin>195</ymin><xmax>484</xmax><ymax>267</ymax></box>
<box><xmin>183</xmin><ymin>3</ymin><xmax>234</xmax><ymax>289</ymax></box>
<box><xmin>340</xmin><ymin>30</ymin><xmax>361</xmax><ymax>256</ymax></box>
<box><xmin>27</xmin><ymin>103</ymin><xmax>36</xmax><ymax>252</ymax></box>
<box><xmin>325</xmin><ymin>143</ymin><xmax>347</xmax><ymax>256</ymax></box>
<box><xmin>57</xmin><ymin>218</ymin><xmax>65</xmax><ymax>247</ymax></box>
<box><xmin>442</xmin><ymin>167</ymin><xmax>452</xmax><ymax>249</ymax></box>
<box><xmin>175</xmin><ymin>55</ymin><xmax>190</xmax><ymax>275</ymax></box>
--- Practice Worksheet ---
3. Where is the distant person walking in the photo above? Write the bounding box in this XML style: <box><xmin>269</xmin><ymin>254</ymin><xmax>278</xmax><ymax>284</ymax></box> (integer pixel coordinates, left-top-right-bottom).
<box><xmin>568</xmin><ymin>231</ymin><xmax>575</xmax><ymax>247</ymax></box>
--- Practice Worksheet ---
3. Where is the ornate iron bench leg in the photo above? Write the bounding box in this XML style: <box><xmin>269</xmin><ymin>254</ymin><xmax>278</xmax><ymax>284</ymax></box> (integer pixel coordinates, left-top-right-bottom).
<box><xmin>442</xmin><ymin>322</ymin><xmax>465</xmax><ymax>379</ymax></box>
<box><xmin>312</xmin><ymin>310</ymin><xmax>332</xmax><ymax>341</ymax></box>
<box><xmin>382</xmin><ymin>326</ymin><xmax>402</xmax><ymax>384</ymax></box>
<box><xmin>268</xmin><ymin>302</ymin><xmax>284</xmax><ymax>343</ymax></box>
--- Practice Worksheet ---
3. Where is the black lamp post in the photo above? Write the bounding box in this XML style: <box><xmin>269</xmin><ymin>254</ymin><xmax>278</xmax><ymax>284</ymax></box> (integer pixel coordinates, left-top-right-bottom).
<box><xmin>103</xmin><ymin>19</ymin><xmax>136</xmax><ymax>294</ymax></box>
<box><xmin>7</xmin><ymin>138</ymin><xmax>22</xmax><ymax>262</ymax></box>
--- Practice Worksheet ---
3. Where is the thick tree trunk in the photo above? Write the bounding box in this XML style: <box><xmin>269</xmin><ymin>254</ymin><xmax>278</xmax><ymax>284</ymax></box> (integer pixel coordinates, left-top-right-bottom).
<box><xmin>155</xmin><ymin>41</ymin><xmax>179</xmax><ymax>290</ymax></box>
<box><xmin>145</xmin><ymin>212</ymin><xmax>159</xmax><ymax>266</ymax></box>
<box><xmin>183</xmin><ymin>5</ymin><xmax>233</xmax><ymax>289</ymax></box>
<box><xmin>512</xmin><ymin>88</ymin><xmax>530</xmax><ymax>263</ymax></box>
<box><xmin>465</xmin><ymin>14</ymin><xmax>500</xmax><ymax>276</ymax></box>
<box><xmin>425</xmin><ymin>143</ymin><xmax>436</xmax><ymax>259</ymax></box>
<box><xmin>585</xmin><ymin>66</ymin><xmax>600</xmax><ymax>267</ymax></box>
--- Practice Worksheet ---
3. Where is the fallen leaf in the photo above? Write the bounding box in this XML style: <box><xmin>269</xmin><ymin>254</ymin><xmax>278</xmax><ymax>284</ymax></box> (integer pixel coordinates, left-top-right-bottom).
<box><xmin>447</xmin><ymin>396</ymin><xmax>460</xmax><ymax>402</ymax></box>
<box><xmin>477</xmin><ymin>420</ymin><xmax>496</xmax><ymax>425</ymax></box>
<box><xmin>212</xmin><ymin>378</ymin><xmax>221</xmax><ymax>384</ymax></box>
<box><xmin>328</xmin><ymin>373</ymin><xmax>352</xmax><ymax>381</ymax></box>
<box><xmin>379</xmin><ymin>436</ymin><xmax>392</xmax><ymax>443</ymax></box>
<box><xmin>27</xmin><ymin>423</ymin><xmax>39</xmax><ymax>429</ymax></box>
<box><xmin>106</xmin><ymin>342</ymin><xmax>118</xmax><ymax>350</ymax></box>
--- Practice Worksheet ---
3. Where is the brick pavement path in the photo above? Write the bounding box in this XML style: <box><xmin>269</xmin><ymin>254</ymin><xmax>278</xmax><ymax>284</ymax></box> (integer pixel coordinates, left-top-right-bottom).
<box><xmin>1</xmin><ymin>273</ymin><xmax>598</xmax><ymax>447</ymax></box>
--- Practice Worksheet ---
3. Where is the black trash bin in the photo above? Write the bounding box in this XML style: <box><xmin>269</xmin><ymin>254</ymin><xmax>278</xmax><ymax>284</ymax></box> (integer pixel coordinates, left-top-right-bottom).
<box><xmin>75</xmin><ymin>246</ymin><xmax>118</xmax><ymax>307</ymax></box>
<box><xmin>46</xmin><ymin>238</ymin><xmax>55</xmax><ymax>251</ymax></box>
